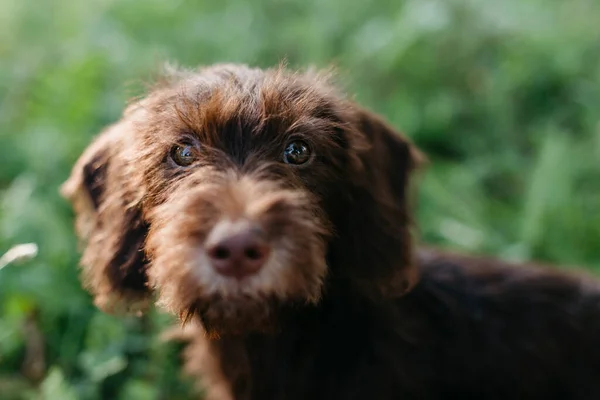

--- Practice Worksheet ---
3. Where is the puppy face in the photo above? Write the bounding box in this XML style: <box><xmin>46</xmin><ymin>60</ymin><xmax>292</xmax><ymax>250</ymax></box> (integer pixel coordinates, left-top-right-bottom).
<box><xmin>62</xmin><ymin>64</ymin><xmax>423</xmax><ymax>335</ymax></box>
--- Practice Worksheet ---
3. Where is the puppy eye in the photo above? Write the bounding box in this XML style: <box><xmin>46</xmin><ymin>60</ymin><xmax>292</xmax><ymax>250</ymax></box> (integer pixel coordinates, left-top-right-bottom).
<box><xmin>283</xmin><ymin>140</ymin><xmax>312</xmax><ymax>165</ymax></box>
<box><xmin>170</xmin><ymin>144</ymin><xmax>197</xmax><ymax>167</ymax></box>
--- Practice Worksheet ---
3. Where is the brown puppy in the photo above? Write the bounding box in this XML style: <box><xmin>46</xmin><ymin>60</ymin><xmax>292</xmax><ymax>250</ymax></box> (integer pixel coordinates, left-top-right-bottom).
<box><xmin>62</xmin><ymin>64</ymin><xmax>600</xmax><ymax>400</ymax></box>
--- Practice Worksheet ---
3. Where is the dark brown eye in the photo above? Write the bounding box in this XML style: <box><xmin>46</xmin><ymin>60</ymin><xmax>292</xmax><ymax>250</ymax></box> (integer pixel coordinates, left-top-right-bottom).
<box><xmin>283</xmin><ymin>140</ymin><xmax>312</xmax><ymax>165</ymax></box>
<box><xmin>170</xmin><ymin>144</ymin><xmax>196</xmax><ymax>167</ymax></box>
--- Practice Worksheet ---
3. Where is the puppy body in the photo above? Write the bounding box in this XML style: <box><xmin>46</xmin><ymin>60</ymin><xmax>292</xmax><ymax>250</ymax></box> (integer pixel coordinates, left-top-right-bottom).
<box><xmin>177</xmin><ymin>248</ymin><xmax>600</xmax><ymax>400</ymax></box>
<box><xmin>62</xmin><ymin>64</ymin><xmax>600</xmax><ymax>399</ymax></box>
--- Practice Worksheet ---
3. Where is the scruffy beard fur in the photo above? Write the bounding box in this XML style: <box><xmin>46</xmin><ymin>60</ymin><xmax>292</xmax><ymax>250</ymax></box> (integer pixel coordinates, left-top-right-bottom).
<box><xmin>145</xmin><ymin>172</ymin><xmax>329</xmax><ymax>336</ymax></box>
<box><xmin>185</xmin><ymin>295</ymin><xmax>298</xmax><ymax>337</ymax></box>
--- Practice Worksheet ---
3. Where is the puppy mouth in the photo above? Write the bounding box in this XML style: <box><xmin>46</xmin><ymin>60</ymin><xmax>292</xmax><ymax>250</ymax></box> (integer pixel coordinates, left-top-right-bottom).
<box><xmin>182</xmin><ymin>293</ymin><xmax>290</xmax><ymax>335</ymax></box>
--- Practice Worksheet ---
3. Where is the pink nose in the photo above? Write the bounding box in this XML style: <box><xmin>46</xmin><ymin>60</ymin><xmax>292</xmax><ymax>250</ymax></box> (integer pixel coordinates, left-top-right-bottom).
<box><xmin>206</xmin><ymin>222</ymin><xmax>270</xmax><ymax>279</ymax></box>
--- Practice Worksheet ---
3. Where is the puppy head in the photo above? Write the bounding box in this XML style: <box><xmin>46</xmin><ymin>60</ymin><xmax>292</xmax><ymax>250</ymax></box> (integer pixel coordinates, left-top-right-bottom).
<box><xmin>62</xmin><ymin>64</ymin><xmax>424</xmax><ymax>334</ymax></box>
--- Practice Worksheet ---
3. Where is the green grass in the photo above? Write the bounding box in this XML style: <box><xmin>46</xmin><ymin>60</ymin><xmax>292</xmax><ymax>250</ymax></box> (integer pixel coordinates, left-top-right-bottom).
<box><xmin>1</xmin><ymin>0</ymin><xmax>599</xmax><ymax>398</ymax></box>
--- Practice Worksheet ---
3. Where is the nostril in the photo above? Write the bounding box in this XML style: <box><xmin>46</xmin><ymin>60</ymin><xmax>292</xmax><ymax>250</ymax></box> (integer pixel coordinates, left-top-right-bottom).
<box><xmin>245</xmin><ymin>248</ymin><xmax>258</xmax><ymax>260</ymax></box>
<box><xmin>211</xmin><ymin>246</ymin><xmax>231</xmax><ymax>260</ymax></box>
<box><xmin>244</xmin><ymin>245</ymin><xmax>267</xmax><ymax>261</ymax></box>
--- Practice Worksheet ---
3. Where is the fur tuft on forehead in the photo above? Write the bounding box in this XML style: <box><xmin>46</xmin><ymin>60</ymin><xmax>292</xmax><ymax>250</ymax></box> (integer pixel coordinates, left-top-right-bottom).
<box><xmin>162</xmin><ymin>66</ymin><xmax>349</xmax><ymax>143</ymax></box>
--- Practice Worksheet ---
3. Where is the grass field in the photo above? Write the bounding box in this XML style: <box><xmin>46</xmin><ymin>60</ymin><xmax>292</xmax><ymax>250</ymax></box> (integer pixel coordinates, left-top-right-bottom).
<box><xmin>1</xmin><ymin>0</ymin><xmax>599</xmax><ymax>398</ymax></box>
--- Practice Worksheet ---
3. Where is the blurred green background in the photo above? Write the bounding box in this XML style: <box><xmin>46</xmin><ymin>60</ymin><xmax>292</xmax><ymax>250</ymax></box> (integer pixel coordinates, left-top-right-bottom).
<box><xmin>1</xmin><ymin>0</ymin><xmax>599</xmax><ymax>398</ymax></box>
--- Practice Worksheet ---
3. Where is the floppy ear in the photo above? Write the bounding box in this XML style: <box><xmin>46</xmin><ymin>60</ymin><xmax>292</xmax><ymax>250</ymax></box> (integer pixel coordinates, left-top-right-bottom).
<box><xmin>61</xmin><ymin>121</ymin><xmax>151</xmax><ymax>314</ymax></box>
<box><xmin>334</xmin><ymin>105</ymin><xmax>426</xmax><ymax>299</ymax></box>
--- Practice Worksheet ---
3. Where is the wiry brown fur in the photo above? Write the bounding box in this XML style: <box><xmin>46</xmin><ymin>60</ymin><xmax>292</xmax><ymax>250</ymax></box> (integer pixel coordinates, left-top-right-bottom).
<box><xmin>63</xmin><ymin>63</ymin><xmax>600</xmax><ymax>399</ymax></box>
